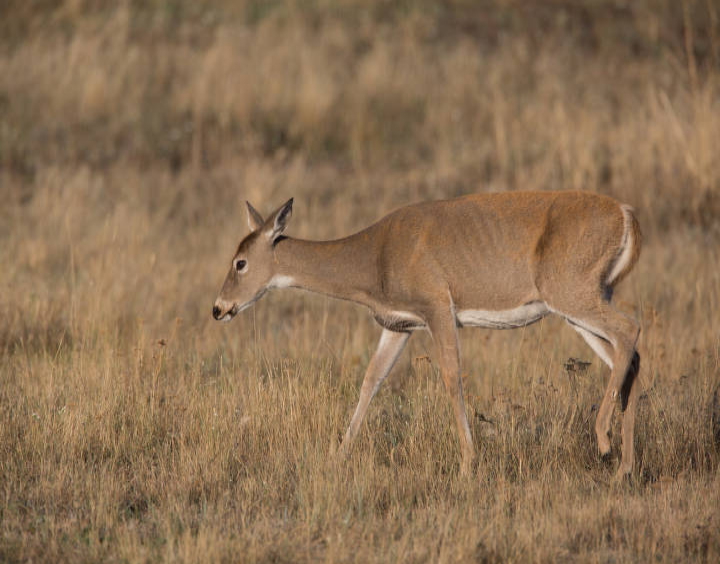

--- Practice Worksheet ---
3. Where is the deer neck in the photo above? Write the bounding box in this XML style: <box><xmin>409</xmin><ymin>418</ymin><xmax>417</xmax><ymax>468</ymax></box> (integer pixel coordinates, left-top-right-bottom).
<box><xmin>272</xmin><ymin>236</ymin><xmax>377</xmax><ymax>306</ymax></box>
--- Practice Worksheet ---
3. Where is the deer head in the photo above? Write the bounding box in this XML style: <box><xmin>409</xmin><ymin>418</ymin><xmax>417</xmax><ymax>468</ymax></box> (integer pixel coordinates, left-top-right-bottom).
<box><xmin>212</xmin><ymin>198</ymin><xmax>293</xmax><ymax>321</ymax></box>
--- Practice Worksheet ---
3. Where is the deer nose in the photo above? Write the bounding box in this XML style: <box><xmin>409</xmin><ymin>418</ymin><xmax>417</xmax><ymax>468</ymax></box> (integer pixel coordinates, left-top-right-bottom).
<box><xmin>212</xmin><ymin>305</ymin><xmax>222</xmax><ymax>320</ymax></box>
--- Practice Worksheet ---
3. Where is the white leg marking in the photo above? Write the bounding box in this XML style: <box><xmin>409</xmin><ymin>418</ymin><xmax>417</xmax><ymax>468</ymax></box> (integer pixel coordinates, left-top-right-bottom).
<box><xmin>571</xmin><ymin>324</ymin><xmax>614</xmax><ymax>369</ymax></box>
<box><xmin>370</xmin><ymin>329</ymin><xmax>409</xmax><ymax>395</ymax></box>
<box><xmin>547</xmin><ymin>306</ymin><xmax>616</xmax><ymax>349</ymax></box>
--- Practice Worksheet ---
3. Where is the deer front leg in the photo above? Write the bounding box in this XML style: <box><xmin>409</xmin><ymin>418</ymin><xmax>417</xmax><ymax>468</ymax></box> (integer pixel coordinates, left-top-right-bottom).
<box><xmin>427</xmin><ymin>310</ymin><xmax>475</xmax><ymax>476</ymax></box>
<box><xmin>338</xmin><ymin>329</ymin><xmax>410</xmax><ymax>459</ymax></box>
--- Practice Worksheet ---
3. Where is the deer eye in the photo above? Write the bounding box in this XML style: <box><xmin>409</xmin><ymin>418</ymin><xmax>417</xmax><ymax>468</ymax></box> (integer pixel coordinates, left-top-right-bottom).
<box><xmin>235</xmin><ymin>259</ymin><xmax>247</xmax><ymax>272</ymax></box>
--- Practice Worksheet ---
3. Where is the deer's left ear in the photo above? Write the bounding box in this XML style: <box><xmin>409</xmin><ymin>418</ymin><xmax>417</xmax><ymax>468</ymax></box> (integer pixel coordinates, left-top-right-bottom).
<box><xmin>266</xmin><ymin>198</ymin><xmax>293</xmax><ymax>242</ymax></box>
<box><xmin>246</xmin><ymin>201</ymin><xmax>265</xmax><ymax>232</ymax></box>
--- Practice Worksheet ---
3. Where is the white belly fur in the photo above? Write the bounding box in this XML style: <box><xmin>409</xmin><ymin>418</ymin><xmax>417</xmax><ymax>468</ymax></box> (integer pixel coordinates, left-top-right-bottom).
<box><xmin>456</xmin><ymin>301</ymin><xmax>549</xmax><ymax>329</ymax></box>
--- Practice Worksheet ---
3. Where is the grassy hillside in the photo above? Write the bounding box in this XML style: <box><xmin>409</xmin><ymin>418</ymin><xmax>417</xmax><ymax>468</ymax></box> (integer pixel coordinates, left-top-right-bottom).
<box><xmin>1</xmin><ymin>1</ymin><xmax>719</xmax><ymax>561</ymax></box>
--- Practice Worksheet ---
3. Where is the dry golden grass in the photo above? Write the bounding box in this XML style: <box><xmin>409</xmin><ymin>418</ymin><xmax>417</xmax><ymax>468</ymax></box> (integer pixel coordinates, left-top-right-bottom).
<box><xmin>1</xmin><ymin>1</ymin><xmax>720</xmax><ymax>562</ymax></box>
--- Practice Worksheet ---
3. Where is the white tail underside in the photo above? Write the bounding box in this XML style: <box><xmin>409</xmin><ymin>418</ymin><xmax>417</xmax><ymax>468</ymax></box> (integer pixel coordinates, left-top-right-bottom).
<box><xmin>605</xmin><ymin>205</ymin><xmax>635</xmax><ymax>285</ymax></box>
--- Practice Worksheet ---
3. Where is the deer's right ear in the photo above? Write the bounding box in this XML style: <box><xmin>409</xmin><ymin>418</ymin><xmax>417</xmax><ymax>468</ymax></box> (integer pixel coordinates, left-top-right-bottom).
<box><xmin>268</xmin><ymin>197</ymin><xmax>293</xmax><ymax>242</ymax></box>
<box><xmin>246</xmin><ymin>201</ymin><xmax>265</xmax><ymax>232</ymax></box>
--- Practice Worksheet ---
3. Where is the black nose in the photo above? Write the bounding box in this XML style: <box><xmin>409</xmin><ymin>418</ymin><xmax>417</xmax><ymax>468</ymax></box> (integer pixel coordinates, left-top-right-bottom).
<box><xmin>212</xmin><ymin>305</ymin><xmax>221</xmax><ymax>320</ymax></box>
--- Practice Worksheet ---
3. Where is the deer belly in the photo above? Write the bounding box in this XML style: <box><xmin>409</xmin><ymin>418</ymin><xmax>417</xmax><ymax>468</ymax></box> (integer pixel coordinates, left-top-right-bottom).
<box><xmin>456</xmin><ymin>301</ymin><xmax>548</xmax><ymax>329</ymax></box>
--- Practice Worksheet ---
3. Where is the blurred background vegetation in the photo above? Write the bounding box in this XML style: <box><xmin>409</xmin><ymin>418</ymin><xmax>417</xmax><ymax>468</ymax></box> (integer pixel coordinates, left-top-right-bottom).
<box><xmin>2</xmin><ymin>0</ymin><xmax>719</xmax><ymax>229</ymax></box>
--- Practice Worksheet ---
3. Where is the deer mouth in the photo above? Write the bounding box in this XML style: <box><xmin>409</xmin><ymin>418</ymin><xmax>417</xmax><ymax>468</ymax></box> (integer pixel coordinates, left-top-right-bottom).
<box><xmin>219</xmin><ymin>309</ymin><xmax>235</xmax><ymax>322</ymax></box>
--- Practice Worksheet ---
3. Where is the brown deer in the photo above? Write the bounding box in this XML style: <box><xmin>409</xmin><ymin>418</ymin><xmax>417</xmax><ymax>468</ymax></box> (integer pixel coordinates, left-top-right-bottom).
<box><xmin>213</xmin><ymin>191</ymin><xmax>642</xmax><ymax>478</ymax></box>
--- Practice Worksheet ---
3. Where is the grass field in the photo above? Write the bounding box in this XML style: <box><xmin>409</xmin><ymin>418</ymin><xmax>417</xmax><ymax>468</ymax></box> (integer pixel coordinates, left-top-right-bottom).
<box><xmin>1</xmin><ymin>1</ymin><xmax>720</xmax><ymax>561</ymax></box>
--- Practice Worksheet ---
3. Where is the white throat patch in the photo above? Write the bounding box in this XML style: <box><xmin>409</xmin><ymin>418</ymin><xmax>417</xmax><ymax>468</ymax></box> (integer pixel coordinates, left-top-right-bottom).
<box><xmin>269</xmin><ymin>275</ymin><xmax>295</xmax><ymax>289</ymax></box>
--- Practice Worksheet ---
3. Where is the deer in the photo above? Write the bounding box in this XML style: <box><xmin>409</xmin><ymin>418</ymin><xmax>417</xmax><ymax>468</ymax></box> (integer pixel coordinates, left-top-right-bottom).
<box><xmin>212</xmin><ymin>191</ymin><xmax>642</xmax><ymax>479</ymax></box>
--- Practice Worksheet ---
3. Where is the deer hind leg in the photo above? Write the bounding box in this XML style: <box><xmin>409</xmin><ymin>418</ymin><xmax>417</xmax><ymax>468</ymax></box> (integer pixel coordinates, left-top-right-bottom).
<box><xmin>567</xmin><ymin>320</ymin><xmax>616</xmax><ymax>455</ymax></box>
<box><xmin>554</xmin><ymin>302</ymin><xmax>640</xmax><ymax>468</ymax></box>
<box><xmin>339</xmin><ymin>329</ymin><xmax>409</xmax><ymax>459</ymax></box>
<box><xmin>617</xmin><ymin>350</ymin><xmax>641</xmax><ymax>478</ymax></box>
<box><xmin>427</xmin><ymin>310</ymin><xmax>475</xmax><ymax>475</ymax></box>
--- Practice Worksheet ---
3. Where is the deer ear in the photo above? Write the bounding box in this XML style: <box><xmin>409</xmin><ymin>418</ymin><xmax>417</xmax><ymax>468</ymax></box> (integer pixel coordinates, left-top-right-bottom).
<box><xmin>246</xmin><ymin>201</ymin><xmax>265</xmax><ymax>232</ymax></box>
<box><xmin>266</xmin><ymin>198</ymin><xmax>293</xmax><ymax>242</ymax></box>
